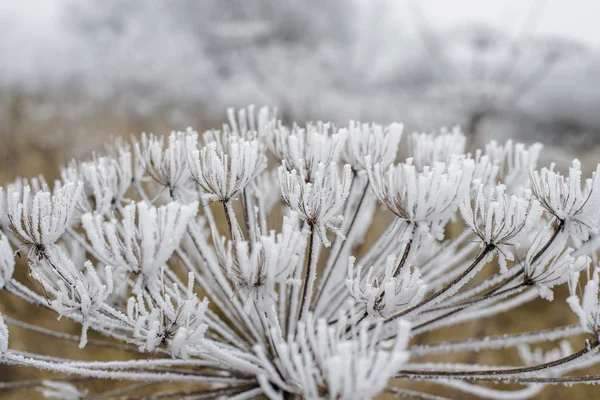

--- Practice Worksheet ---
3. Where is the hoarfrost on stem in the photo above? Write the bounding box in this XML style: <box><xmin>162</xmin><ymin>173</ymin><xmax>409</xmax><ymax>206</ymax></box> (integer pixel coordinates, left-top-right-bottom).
<box><xmin>2</xmin><ymin>107</ymin><xmax>600</xmax><ymax>399</ymax></box>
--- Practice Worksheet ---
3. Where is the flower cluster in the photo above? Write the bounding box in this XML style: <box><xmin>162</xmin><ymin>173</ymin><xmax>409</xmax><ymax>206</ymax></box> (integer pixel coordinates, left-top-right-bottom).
<box><xmin>127</xmin><ymin>273</ymin><xmax>208</xmax><ymax>358</ymax></box>
<box><xmin>1</xmin><ymin>108</ymin><xmax>600</xmax><ymax>399</ymax></box>
<box><xmin>346</xmin><ymin>255</ymin><xmax>427</xmax><ymax>318</ymax></box>
<box><xmin>460</xmin><ymin>184</ymin><xmax>541</xmax><ymax>270</ymax></box>
<box><xmin>279</xmin><ymin>163</ymin><xmax>352</xmax><ymax>246</ymax></box>
<box><xmin>366</xmin><ymin>156</ymin><xmax>474</xmax><ymax>240</ymax></box>
<box><xmin>1</xmin><ymin>180</ymin><xmax>82</xmax><ymax>261</ymax></box>
<box><xmin>531</xmin><ymin>159</ymin><xmax>600</xmax><ymax>240</ymax></box>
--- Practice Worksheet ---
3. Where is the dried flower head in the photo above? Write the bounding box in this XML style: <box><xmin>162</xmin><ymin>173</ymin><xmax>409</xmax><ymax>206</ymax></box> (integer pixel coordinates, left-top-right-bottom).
<box><xmin>531</xmin><ymin>160</ymin><xmax>600</xmax><ymax>240</ymax></box>
<box><xmin>267</xmin><ymin>120</ymin><xmax>348</xmax><ymax>178</ymax></box>
<box><xmin>135</xmin><ymin>129</ymin><xmax>197</xmax><ymax>198</ymax></box>
<box><xmin>189</xmin><ymin>136</ymin><xmax>265</xmax><ymax>203</ymax></box>
<box><xmin>82</xmin><ymin>201</ymin><xmax>198</xmax><ymax>289</ymax></box>
<box><xmin>278</xmin><ymin>162</ymin><xmax>352</xmax><ymax>246</ymax></box>
<box><xmin>346</xmin><ymin>255</ymin><xmax>427</xmax><ymax>318</ymax></box>
<box><xmin>1</xmin><ymin>180</ymin><xmax>82</xmax><ymax>260</ymax></box>
<box><xmin>460</xmin><ymin>184</ymin><xmax>542</xmax><ymax>271</ymax></box>
<box><xmin>409</xmin><ymin>127</ymin><xmax>466</xmax><ymax>170</ymax></box>
<box><xmin>567</xmin><ymin>262</ymin><xmax>600</xmax><ymax>337</ymax></box>
<box><xmin>340</xmin><ymin>121</ymin><xmax>403</xmax><ymax>171</ymax></box>
<box><xmin>367</xmin><ymin>156</ymin><xmax>474</xmax><ymax>239</ymax></box>
<box><xmin>61</xmin><ymin>151</ymin><xmax>132</xmax><ymax>215</ymax></box>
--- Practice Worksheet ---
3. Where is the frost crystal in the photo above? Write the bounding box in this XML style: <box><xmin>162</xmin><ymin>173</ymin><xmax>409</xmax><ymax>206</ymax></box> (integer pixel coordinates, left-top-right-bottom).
<box><xmin>2</xmin><ymin>181</ymin><xmax>82</xmax><ymax>259</ymax></box>
<box><xmin>62</xmin><ymin>151</ymin><xmax>132</xmax><ymax>215</ymax></box>
<box><xmin>0</xmin><ymin>234</ymin><xmax>14</xmax><ymax>289</ymax></box>
<box><xmin>347</xmin><ymin>255</ymin><xmax>427</xmax><ymax>318</ymax></box>
<box><xmin>135</xmin><ymin>129</ymin><xmax>197</xmax><ymax>198</ymax></box>
<box><xmin>267</xmin><ymin>120</ymin><xmax>348</xmax><ymax>178</ymax></box>
<box><xmin>525</xmin><ymin>231</ymin><xmax>588</xmax><ymax>300</ymax></box>
<box><xmin>0</xmin><ymin>313</ymin><xmax>7</xmax><ymax>353</ymax></box>
<box><xmin>127</xmin><ymin>273</ymin><xmax>208</xmax><ymax>357</ymax></box>
<box><xmin>224</xmin><ymin>213</ymin><xmax>306</xmax><ymax>310</ymax></box>
<box><xmin>409</xmin><ymin>127</ymin><xmax>466</xmax><ymax>170</ymax></box>
<box><xmin>367</xmin><ymin>156</ymin><xmax>474</xmax><ymax>239</ymax></box>
<box><xmin>340</xmin><ymin>121</ymin><xmax>403</xmax><ymax>171</ymax></box>
<box><xmin>38</xmin><ymin>381</ymin><xmax>88</xmax><ymax>399</ymax></box>
<box><xmin>189</xmin><ymin>136</ymin><xmax>265</xmax><ymax>202</ymax></box>
<box><xmin>568</xmin><ymin>265</ymin><xmax>600</xmax><ymax>335</ymax></box>
<box><xmin>531</xmin><ymin>160</ymin><xmax>600</xmax><ymax>240</ymax></box>
<box><xmin>460</xmin><ymin>184</ymin><xmax>541</xmax><ymax>271</ymax></box>
<box><xmin>485</xmin><ymin>140</ymin><xmax>542</xmax><ymax>192</ymax></box>
<box><xmin>29</xmin><ymin>247</ymin><xmax>113</xmax><ymax>348</ymax></box>
<box><xmin>258</xmin><ymin>315</ymin><xmax>411</xmax><ymax>400</ymax></box>
<box><xmin>278</xmin><ymin>163</ymin><xmax>352</xmax><ymax>246</ymax></box>
<box><xmin>518</xmin><ymin>340</ymin><xmax>573</xmax><ymax>366</ymax></box>
<box><xmin>82</xmin><ymin>201</ymin><xmax>198</xmax><ymax>288</ymax></box>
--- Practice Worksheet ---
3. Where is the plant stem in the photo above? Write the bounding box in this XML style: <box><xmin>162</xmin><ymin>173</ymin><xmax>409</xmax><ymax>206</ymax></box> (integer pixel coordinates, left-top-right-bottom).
<box><xmin>298</xmin><ymin>227</ymin><xmax>319</xmax><ymax>321</ymax></box>
<box><xmin>312</xmin><ymin>180</ymin><xmax>370</xmax><ymax>309</ymax></box>
<box><xmin>396</xmin><ymin>340</ymin><xmax>598</xmax><ymax>379</ymax></box>
<box><xmin>387</xmin><ymin>244</ymin><xmax>495</xmax><ymax>323</ymax></box>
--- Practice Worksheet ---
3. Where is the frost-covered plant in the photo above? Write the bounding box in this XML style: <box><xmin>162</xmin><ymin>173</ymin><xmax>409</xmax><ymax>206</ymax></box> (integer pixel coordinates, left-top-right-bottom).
<box><xmin>3</xmin><ymin>107</ymin><xmax>600</xmax><ymax>399</ymax></box>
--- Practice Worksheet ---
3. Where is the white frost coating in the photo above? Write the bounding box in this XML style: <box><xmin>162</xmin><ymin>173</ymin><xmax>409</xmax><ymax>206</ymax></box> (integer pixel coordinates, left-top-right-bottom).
<box><xmin>340</xmin><ymin>121</ymin><xmax>403</xmax><ymax>171</ymax></box>
<box><xmin>278</xmin><ymin>162</ymin><xmax>352</xmax><ymax>246</ymax></box>
<box><xmin>568</xmin><ymin>265</ymin><xmax>600</xmax><ymax>336</ymax></box>
<box><xmin>3</xmin><ymin>180</ymin><xmax>82</xmax><ymax>258</ymax></box>
<box><xmin>485</xmin><ymin>140</ymin><xmax>543</xmax><ymax>194</ymax></box>
<box><xmin>82</xmin><ymin>201</ymin><xmax>198</xmax><ymax>289</ymax></box>
<box><xmin>366</xmin><ymin>156</ymin><xmax>474</xmax><ymax>239</ymax></box>
<box><xmin>409</xmin><ymin>127</ymin><xmax>466</xmax><ymax>170</ymax></box>
<box><xmin>38</xmin><ymin>380</ymin><xmax>88</xmax><ymax>400</ymax></box>
<box><xmin>346</xmin><ymin>255</ymin><xmax>427</xmax><ymax>318</ymax></box>
<box><xmin>61</xmin><ymin>151</ymin><xmax>133</xmax><ymax>215</ymax></box>
<box><xmin>518</xmin><ymin>340</ymin><xmax>573</xmax><ymax>366</ymax></box>
<box><xmin>0</xmin><ymin>234</ymin><xmax>14</xmax><ymax>289</ymax></box>
<box><xmin>525</xmin><ymin>228</ymin><xmax>589</xmax><ymax>300</ymax></box>
<box><xmin>128</xmin><ymin>272</ymin><xmax>208</xmax><ymax>357</ymax></box>
<box><xmin>189</xmin><ymin>136</ymin><xmax>265</xmax><ymax>202</ymax></box>
<box><xmin>134</xmin><ymin>129</ymin><xmax>198</xmax><ymax>200</ymax></box>
<box><xmin>267</xmin><ymin>120</ymin><xmax>348</xmax><ymax>179</ymax></box>
<box><xmin>460</xmin><ymin>184</ymin><xmax>542</xmax><ymax>271</ymax></box>
<box><xmin>531</xmin><ymin>160</ymin><xmax>600</xmax><ymax>240</ymax></box>
<box><xmin>0</xmin><ymin>313</ymin><xmax>8</xmax><ymax>353</ymax></box>
<box><xmin>257</xmin><ymin>314</ymin><xmax>411</xmax><ymax>400</ymax></box>
<box><xmin>2</xmin><ymin>108</ymin><xmax>600</xmax><ymax>398</ymax></box>
<box><xmin>223</xmin><ymin>212</ymin><xmax>306</xmax><ymax>311</ymax></box>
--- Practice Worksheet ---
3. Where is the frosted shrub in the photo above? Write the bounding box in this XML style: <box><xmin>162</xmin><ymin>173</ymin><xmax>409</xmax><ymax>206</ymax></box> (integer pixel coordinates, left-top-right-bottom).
<box><xmin>3</xmin><ymin>106</ymin><xmax>600</xmax><ymax>399</ymax></box>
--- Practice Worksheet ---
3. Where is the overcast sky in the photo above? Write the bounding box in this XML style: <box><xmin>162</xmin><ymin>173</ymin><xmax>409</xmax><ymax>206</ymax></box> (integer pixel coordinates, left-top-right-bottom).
<box><xmin>409</xmin><ymin>0</ymin><xmax>600</xmax><ymax>47</ymax></box>
<box><xmin>2</xmin><ymin>0</ymin><xmax>599</xmax><ymax>48</ymax></box>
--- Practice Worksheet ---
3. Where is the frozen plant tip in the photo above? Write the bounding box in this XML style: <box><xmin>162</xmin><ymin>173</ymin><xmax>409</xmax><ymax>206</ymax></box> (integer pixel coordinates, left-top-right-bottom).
<box><xmin>267</xmin><ymin>120</ymin><xmax>348</xmax><ymax>178</ymax></box>
<box><xmin>531</xmin><ymin>159</ymin><xmax>600</xmax><ymax>240</ymax></box>
<box><xmin>3</xmin><ymin>107</ymin><xmax>600</xmax><ymax>399</ymax></box>
<box><xmin>460</xmin><ymin>184</ymin><xmax>541</xmax><ymax>271</ymax></box>
<box><xmin>340</xmin><ymin>121</ymin><xmax>403</xmax><ymax>171</ymax></box>
<box><xmin>1</xmin><ymin>180</ymin><xmax>82</xmax><ymax>261</ymax></box>
<box><xmin>278</xmin><ymin>162</ymin><xmax>352</xmax><ymax>246</ymax></box>
<box><xmin>189</xmin><ymin>136</ymin><xmax>265</xmax><ymax>203</ymax></box>
<box><xmin>366</xmin><ymin>156</ymin><xmax>474</xmax><ymax>240</ymax></box>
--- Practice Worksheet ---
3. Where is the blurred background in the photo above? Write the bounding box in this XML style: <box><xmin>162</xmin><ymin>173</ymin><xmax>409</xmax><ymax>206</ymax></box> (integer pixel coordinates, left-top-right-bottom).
<box><xmin>1</xmin><ymin>1</ymin><xmax>600</xmax><ymax>398</ymax></box>
<box><xmin>2</xmin><ymin>0</ymin><xmax>600</xmax><ymax>177</ymax></box>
